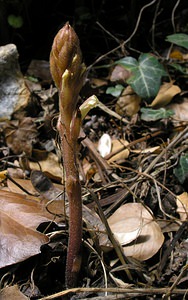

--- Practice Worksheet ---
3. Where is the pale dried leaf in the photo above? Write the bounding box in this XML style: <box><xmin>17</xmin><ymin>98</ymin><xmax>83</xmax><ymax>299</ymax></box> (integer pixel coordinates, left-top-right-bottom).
<box><xmin>0</xmin><ymin>211</ymin><xmax>48</xmax><ymax>268</ymax></box>
<box><xmin>0</xmin><ymin>190</ymin><xmax>56</xmax><ymax>267</ymax></box>
<box><xmin>167</xmin><ymin>98</ymin><xmax>188</xmax><ymax>122</ymax></box>
<box><xmin>29</xmin><ymin>151</ymin><xmax>63</xmax><ymax>182</ymax></box>
<box><xmin>0</xmin><ymin>285</ymin><xmax>29</xmax><ymax>300</ymax></box>
<box><xmin>30</xmin><ymin>170</ymin><xmax>65</xmax><ymax>216</ymax></box>
<box><xmin>109</xmin><ymin>272</ymin><xmax>133</xmax><ymax>288</ymax></box>
<box><xmin>7</xmin><ymin>178</ymin><xmax>38</xmax><ymax>195</ymax></box>
<box><xmin>108</xmin><ymin>203</ymin><xmax>153</xmax><ymax>224</ymax></box>
<box><xmin>110</xmin><ymin>218</ymin><xmax>142</xmax><ymax>245</ymax></box>
<box><xmin>0</xmin><ymin>190</ymin><xmax>53</xmax><ymax>229</ymax></box>
<box><xmin>150</xmin><ymin>82</ymin><xmax>181</xmax><ymax>108</ymax></box>
<box><xmin>123</xmin><ymin>218</ymin><xmax>164</xmax><ymax>260</ymax></box>
<box><xmin>115</xmin><ymin>86</ymin><xmax>141</xmax><ymax>116</ymax></box>
<box><xmin>131</xmin><ymin>146</ymin><xmax>160</xmax><ymax>154</ymax></box>
<box><xmin>159</xmin><ymin>220</ymin><xmax>179</xmax><ymax>233</ymax></box>
<box><xmin>4</xmin><ymin>117</ymin><xmax>38</xmax><ymax>156</ymax></box>
<box><xmin>108</xmin><ymin>139</ymin><xmax>129</xmax><ymax>162</ymax></box>
<box><xmin>100</xmin><ymin>203</ymin><xmax>164</xmax><ymax>261</ymax></box>
<box><xmin>27</xmin><ymin>59</ymin><xmax>51</xmax><ymax>82</ymax></box>
<box><xmin>176</xmin><ymin>192</ymin><xmax>188</xmax><ymax>221</ymax></box>
<box><xmin>30</xmin><ymin>171</ymin><xmax>106</xmax><ymax>235</ymax></box>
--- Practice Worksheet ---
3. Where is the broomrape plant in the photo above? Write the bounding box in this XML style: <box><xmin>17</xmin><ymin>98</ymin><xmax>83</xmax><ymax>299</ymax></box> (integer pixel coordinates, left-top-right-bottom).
<box><xmin>50</xmin><ymin>22</ymin><xmax>98</xmax><ymax>288</ymax></box>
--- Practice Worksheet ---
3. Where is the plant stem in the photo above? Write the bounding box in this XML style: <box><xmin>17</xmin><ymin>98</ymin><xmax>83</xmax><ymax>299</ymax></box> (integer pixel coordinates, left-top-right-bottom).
<box><xmin>58</xmin><ymin>119</ymin><xmax>82</xmax><ymax>288</ymax></box>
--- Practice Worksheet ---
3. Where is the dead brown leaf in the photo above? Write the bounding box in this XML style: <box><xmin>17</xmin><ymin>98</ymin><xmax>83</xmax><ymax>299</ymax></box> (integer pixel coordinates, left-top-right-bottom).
<box><xmin>0</xmin><ymin>190</ymin><xmax>57</xmax><ymax>229</ymax></box>
<box><xmin>4</xmin><ymin>117</ymin><xmax>38</xmax><ymax>156</ymax></box>
<box><xmin>0</xmin><ymin>190</ymin><xmax>56</xmax><ymax>268</ymax></box>
<box><xmin>150</xmin><ymin>82</ymin><xmax>181</xmax><ymax>108</ymax></box>
<box><xmin>122</xmin><ymin>217</ymin><xmax>164</xmax><ymax>260</ymax></box>
<box><xmin>100</xmin><ymin>203</ymin><xmax>164</xmax><ymax>261</ymax></box>
<box><xmin>7</xmin><ymin>177</ymin><xmax>38</xmax><ymax>195</ymax></box>
<box><xmin>108</xmin><ymin>139</ymin><xmax>129</xmax><ymax>163</ymax></box>
<box><xmin>30</xmin><ymin>170</ymin><xmax>65</xmax><ymax>216</ymax></box>
<box><xmin>0</xmin><ymin>210</ymin><xmax>48</xmax><ymax>268</ymax></box>
<box><xmin>29</xmin><ymin>151</ymin><xmax>63</xmax><ymax>182</ymax></box>
<box><xmin>110</xmin><ymin>65</ymin><xmax>131</xmax><ymax>83</ymax></box>
<box><xmin>115</xmin><ymin>86</ymin><xmax>141</xmax><ymax>116</ymax></box>
<box><xmin>0</xmin><ymin>285</ymin><xmax>29</xmax><ymax>300</ymax></box>
<box><xmin>167</xmin><ymin>97</ymin><xmax>188</xmax><ymax>122</ymax></box>
<box><xmin>176</xmin><ymin>192</ymin><xmax>188</xmax><ymax>221</ymax></box>
<box><xmin>27</xmin><ymin>59</ymin><xmax>52</xmax><ymax>83</ymax></box>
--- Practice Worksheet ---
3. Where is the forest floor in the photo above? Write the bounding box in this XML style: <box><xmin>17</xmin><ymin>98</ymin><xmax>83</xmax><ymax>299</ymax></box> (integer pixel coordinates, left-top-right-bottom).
<box><xmin>1</xmin><ymin>5</ymin><xmax>188</xmax><ymax>300</ymax></box>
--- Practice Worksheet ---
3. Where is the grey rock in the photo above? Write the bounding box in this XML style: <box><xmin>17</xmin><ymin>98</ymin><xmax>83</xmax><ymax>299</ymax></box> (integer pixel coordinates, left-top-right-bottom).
<box><xmin>0</xmin><ymin>44</ymin><xmax>30</xmax><ymax>120</ymax></box>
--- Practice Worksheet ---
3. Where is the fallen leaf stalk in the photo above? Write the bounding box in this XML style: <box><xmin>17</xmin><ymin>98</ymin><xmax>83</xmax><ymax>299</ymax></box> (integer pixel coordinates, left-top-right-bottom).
<box><xmin>50</xmin><ymin>22</ymin><xmax>86</xmax><ymax>287</ymax></box>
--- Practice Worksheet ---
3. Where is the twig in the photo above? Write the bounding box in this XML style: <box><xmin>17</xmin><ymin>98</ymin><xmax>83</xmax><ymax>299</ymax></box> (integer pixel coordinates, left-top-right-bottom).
<box><xmin>39</xmin><ymin>287</ymin><xmax>188</xmax><ymax>300</ymax></box>
<box><xmin>151</xmin><ymin>0</ymin><xmax>162</xmax><ymax>51</ymax></box>
<box><xmin>88</xmin><ymin>189</ymin><xmax>134</xmax><ymax>281</ymax></box>
<box><xmin>164</xmin><ymin>263</ymin><xmax>188</xmax><ymax>299</ymax></box>
<box><xmin>166</xmin><ymin>0</ymin><xmax>181</xmax><ymax>59</ymax></box>
<box><xmin>88</xmin><ymin>0</ymin><xmax>158</xmax><ymax>70</ymax></box>
<box><xmin>171</xmin><ymin>0</ymin><xmax>181</xmax><ymax>33</ymax></box>
<box><xmin>158</xmin><ymin>221</ymin><xmax>188</xmax><ymax>275</ymax></box>
<box><xmin>83</xmin><ymin>240</ymin><xmax>108</xmax><ymax>297</ymax></box>
<box><xmin>144</xmin><ymin>125</ymin><xmax>188</xmax><ymax>174</ymax></box>
<box><xmin>96</xmin><ymin>21</ymin><xmax>121</xmax><ymax>44</ymax></box>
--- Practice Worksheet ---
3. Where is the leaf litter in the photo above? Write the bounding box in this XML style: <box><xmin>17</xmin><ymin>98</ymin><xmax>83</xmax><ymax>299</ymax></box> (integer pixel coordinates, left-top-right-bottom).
<box><xmin>0</xmin><ymin>24</ymin><xmax>188</xmax><ymax>300</ymax></box>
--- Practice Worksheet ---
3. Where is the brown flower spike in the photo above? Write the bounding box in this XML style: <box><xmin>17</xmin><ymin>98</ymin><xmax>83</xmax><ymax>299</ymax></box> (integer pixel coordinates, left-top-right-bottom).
<box><xmin>50</xmin><ymin>22</ymin><xmax>86</xmax><ymax>288</ymax></box>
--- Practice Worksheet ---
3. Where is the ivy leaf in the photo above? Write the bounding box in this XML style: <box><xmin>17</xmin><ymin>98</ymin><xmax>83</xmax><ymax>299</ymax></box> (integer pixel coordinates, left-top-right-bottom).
<box><xmin>116</xmin><ymin>53</ymin><xmax>167</xmax><ymax>99</ymax></box>
<box><xmin>174</xmin><ymin>153</ymin><xmax>188</xmax><ymax>184</ymax></box>
<box><xmin>169</xmin><ymin>63</ymin><xmax>187</xmax><ymax>74</ymax></box>
<box><xmin>140</xmin><ymin>107</ymin><xmax>174</xmax><ymax>121</ymax></box>
<box><xmin>106</xmin><ymin>84</ymin><xmax>124</xmax><ymax>97</ymax></box>
<box><xmin>166</xmin><ymin>33</ymin><xmax>188</xmax><ymax>49</ymax></box>
<box><xmin>8</xmin><ymin>15</ymin><xmax>23</xmax><ymax>29</ymax></box>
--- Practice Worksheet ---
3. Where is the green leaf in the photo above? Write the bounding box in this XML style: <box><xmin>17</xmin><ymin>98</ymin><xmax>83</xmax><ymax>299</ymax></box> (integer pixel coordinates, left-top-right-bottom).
<box><xmin>140</xmin><ymin>107</ymin><xmax>174</xmax><ymax>121</ymax></box>
<box><xmin>174</xmin><ymin>153</ymin><xmax>188</xmax><ymax>184</ymax></box>
<box><xmin>8</xmin><ymin>15</ymin><xmax>23</xmax><ymax>29</ymax></box>
<box><xmin>116</xmin><ymin>54</ymin><xmax>167</xmax><ymax>99</ymax></box>
<box><xmin>166</xmin><ymin>33</ymin><xmax>188</xmax><ymax>49</ymax></box>
<box><xmin>169</xmin><ymin>63</ymin><xmax>187</xmax><ymax>74</ymax></box>
<box><xmin>106</xmin><ymin>84</ymin><xmax>124</xmax><ymax>97</ymax></box>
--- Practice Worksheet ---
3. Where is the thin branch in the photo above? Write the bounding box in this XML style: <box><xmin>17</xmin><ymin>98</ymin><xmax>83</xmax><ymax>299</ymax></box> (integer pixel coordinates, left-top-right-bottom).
<box><xmin>39</xmin><ymin>287</ymin><xmax>188</xmax><ymax>300</ymax></box>
<box><xmin>88</xmin><ymin>0</ymin><xmax>158</xmax><ymax>71</ymax></box>
<box><xmin>171</xmin><ymin>0</ymin><xmax>181</xmax><ymax>33</ymax></box>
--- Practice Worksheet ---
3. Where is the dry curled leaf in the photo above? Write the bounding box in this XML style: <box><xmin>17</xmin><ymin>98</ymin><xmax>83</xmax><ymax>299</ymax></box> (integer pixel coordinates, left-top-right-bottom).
<box><xmin>167</xmin><ymin>97</ymin><xmax>188</xmax><ymax>122</ymax></box>
<box><xmin>29</xmin><ymin>151</ymin><xmax>63</xmax><ymax>182</ymax></box>
<box><xmin>4</xmin><ymin>117</ymin><xmax>38</xmax><ymax>156</ymax></box>
<box><xmin>176</xmin><ymin>192</ymin><xmax>188</xmax><ymax>221</ymax></box>
<box><xmin>100</xmin><ymin>203</ymin><xmax>164</xmax><ymax>261</ymax></box>
<box><xmin>0</xmin><ymin>285</ymin><xmax>29</xmax><ymax>300</ymax></box>
<box><xmin>115</xmin><ymin>85</ymin><xmax>141</xmax><ymax>116</ymax></box>
<box><xmin>108</xmin><ymin>139</ymin><xmax>129</xmax><ymax>162</ymax></box>
<box><xmin>7</xmin><ymin>177</ymin><xmax>38</xmax><ymax>195</ymax></box>
<box><xmin>122</xmin><ymin>217</ymin><xmax>164</xmax><ymax>260</ymax></box>
<box><xmin>150</xmin><ymin>82</ymin><xmax>181</xmax><ymax>108</ymax></box>
<box><xmin>0</xmin><ymin>190</ymin><xmax>55</xmax><ymax>268</ymax></box>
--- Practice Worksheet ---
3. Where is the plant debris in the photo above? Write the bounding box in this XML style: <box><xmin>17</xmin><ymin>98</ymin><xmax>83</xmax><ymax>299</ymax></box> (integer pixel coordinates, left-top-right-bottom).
<box><xmin>0</xmin><ymin>1</ymin><xmax>188</xmax><ymax>299</ymax></box>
